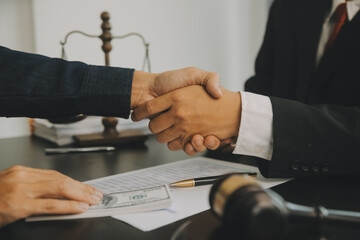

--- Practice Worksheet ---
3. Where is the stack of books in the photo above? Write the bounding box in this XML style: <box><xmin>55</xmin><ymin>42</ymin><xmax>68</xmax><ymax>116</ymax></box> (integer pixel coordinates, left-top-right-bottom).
<box><xmin>31</xmin><ymin>117</ymin><xmax>151</xmax><ymax>146</ymax></box>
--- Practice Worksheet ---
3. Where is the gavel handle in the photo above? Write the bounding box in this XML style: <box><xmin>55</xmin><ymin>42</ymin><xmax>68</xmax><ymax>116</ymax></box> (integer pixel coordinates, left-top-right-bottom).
<box><xmin>286</xmin><ymin>202</ymin><xmax>360</xmax><ymax>228</ymax></box>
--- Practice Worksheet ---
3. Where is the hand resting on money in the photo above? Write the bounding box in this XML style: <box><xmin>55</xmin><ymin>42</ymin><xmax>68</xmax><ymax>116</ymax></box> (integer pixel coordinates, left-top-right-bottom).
<box><xmin>27</xmin><ymin>185</ymin><xmax>172</xmax><ymax>222</ymax></box>
<box><xmin>0</xmin><ymin>165</ymin><xmax>103</xmax><ymax>227</ymax></box>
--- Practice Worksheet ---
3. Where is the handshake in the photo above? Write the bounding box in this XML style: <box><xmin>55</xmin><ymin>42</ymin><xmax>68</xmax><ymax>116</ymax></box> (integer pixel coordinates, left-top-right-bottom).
<box><xmin>0</xmin><ymin>64</ymin><xmax>242</xmax><ymax>228</ymax></box>
<box><xmin>130</xmin><ymin>67</ymin><xmax>242</xmax><ymax>155</ymax></box>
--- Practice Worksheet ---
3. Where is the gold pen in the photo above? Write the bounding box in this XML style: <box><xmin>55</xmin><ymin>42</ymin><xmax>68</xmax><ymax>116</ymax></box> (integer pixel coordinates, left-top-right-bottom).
<box><xmin>169</xmin><ymin>172</ymin><xmax>257</xmax><ymax>188</ymax></box>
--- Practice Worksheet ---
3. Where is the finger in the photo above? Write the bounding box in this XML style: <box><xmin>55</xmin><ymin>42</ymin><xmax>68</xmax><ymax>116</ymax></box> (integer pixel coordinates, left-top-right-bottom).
<box><xmin>2</xmin><ymin>167</ymin><xmax>103</xmax><ymax>205</ymax></box>
<box><xmin>221</xmin><ymin>144</ymin><xmax>236</xmax><ymax>153</ymax></box>
<box><xmin>204</xmin><ymin>72</ymin><xmax>222</xmax><ymax>99</ymax></box>
<box><xmin>204</xmin><ymin>135</ymin><xmax>221</xmax><ymax>150</ymax></box>
<box><xmin>148</xmin><ymin>112</ymin><xmax>174</xmax><ymax>134</ymax></box>
<box><xmin>167</xmin><ymin>139</ymin><xmax>183</xmax><ymax>151</ymax></box>
<box><xmin>191</xmin><ymin>135</ymin><xmax>207</xmax><ymax>152</ymax></box>
<box><xmin>0</xmin><ymin>165</ymin><xmax>43</xmax><ymax>179</ymax></box>
<box><xmin>132</xmin><ymin>94</ymin><xmax>172</xmax><ymax>122</ymax></box>
<box><xmin>0</xmin><ymin>165</ymin><xmax>73</xmax><ymax>183</ymax></box>
<box><xmin>219</xmin><ymin>138</ymin><xmax>233</xmax><ymax>148</ymax></box>
<box><xmin>0</xmin><ymin>166</ymin><xmax>103</xmax><ymax>205</ymax></box>
<box><xmin>27</xmin><ymin>199</ymin><xmax>89</xmax><ymax>215</ymax></box>
<box><xmin>184</xmin><ymin>143</ymin><xmax>197</xmax><ymax>156</ymax></box>
<box><xmin>30</xmin><ymin>178</ymin><xmax>102</xmax><ymax>205</ymax></box>
<box><xmin>0</xmin><ymin>166</ymin><xmax>60</xmax><ymax>183</ymax></box>
<box><xmin>155</xmin><ymin>127</ymin><xmax>181</xmax><ymax>143</ymax></box>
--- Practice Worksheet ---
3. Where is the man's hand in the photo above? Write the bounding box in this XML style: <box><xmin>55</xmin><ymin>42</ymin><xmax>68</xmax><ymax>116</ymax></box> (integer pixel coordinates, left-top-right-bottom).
<box><xmin>132</xmin><ymin>85</ymin><xmax>241</xmax><ymax>149</ymax></box>
<box><xmin>130</xmin><ymin>67</ymin><xmax>222</xmax><ymax>109</ymax></box>
<box><xmin>184</xmin><ymin>135</ymin><xmax>224</xmax><ymax>156</ymax></box>
<box><xmin>0</xmin><ymin>165</ymin><xmax>103</xmax><ymax>227</ymax></box>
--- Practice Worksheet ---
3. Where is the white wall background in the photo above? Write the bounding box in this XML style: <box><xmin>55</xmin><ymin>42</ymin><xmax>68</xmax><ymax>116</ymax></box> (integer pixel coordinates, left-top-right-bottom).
<box><xmin>0</xmin><ymin>0</ymin><xmax>34</xmax><ymax>138</ymax></box>
<box><xmin>0</xmin><ymin>0</ymin><xmax>270</xmax><ymax>139</ymax></box>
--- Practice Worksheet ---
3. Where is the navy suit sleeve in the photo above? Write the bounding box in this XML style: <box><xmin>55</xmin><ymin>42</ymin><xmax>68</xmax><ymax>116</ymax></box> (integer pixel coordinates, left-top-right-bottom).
<box><xmin>244</xmin><ymin>0</ymin><xmax>279</xmax><ymax>95</ymax></box>
<box><xmin>257</xmin><ymin>97</ymin><xmax>360</xmax><ymax>178</ymax></box>
<box><xmin>0</xmin><ymin>46</ymin><xmax>133</xmax><ymax>119</ymax></box>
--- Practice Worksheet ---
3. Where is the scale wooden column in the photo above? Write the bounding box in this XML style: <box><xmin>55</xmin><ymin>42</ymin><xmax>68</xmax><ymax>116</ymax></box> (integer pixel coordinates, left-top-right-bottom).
<box><xmin>73</xmin><ymin>12</ymin><xmax>148</xmax><ymax>147</ymax></box>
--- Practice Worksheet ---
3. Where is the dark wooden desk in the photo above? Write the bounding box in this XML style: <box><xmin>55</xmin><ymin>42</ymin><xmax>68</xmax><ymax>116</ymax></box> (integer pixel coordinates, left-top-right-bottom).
<box><xmin>0</xmin><ymin>136</ymin><xmax>359</xmax><ymax>240</ymax></box>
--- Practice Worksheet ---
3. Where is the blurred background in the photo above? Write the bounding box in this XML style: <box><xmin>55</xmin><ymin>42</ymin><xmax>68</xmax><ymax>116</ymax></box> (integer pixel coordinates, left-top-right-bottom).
<box><xmin>0</xmin><ymin>0</ymin><xmax>272</xmax><ymax>139</ymax></box>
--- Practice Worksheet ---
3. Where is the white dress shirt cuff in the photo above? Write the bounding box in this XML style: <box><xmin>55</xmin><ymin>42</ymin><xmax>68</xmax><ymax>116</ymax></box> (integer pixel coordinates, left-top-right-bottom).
<box><xmin>232</xmin><ymin>91</ymin><xmax>273</xmax><ymax>160</ymax></box>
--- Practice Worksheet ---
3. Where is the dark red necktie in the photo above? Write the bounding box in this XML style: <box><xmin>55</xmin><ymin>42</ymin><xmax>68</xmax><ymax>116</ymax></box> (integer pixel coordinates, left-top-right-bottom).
<box><xmin>325</xmin><ymin>2</ymin><xmax>348</xmax><ymax>50</ymax></box>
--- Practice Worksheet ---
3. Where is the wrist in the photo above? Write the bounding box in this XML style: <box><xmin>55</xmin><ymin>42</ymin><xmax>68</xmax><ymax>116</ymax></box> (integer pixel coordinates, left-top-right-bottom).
<box><xmin>130</xmin><ymin>71</ymin><xmax>156</xmax><ymax>109</ymax></box>
<box><xmin>228</xmin><ymin>91</ymin><xmax>242</xmax><ymax>137</ymax></box>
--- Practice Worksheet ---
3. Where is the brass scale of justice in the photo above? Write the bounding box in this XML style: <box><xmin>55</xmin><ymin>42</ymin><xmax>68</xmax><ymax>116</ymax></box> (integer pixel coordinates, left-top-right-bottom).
<box><xmin>55</xmin><ymin>12</ymin><xmax>151</xmax><ymax>147</ymax></box>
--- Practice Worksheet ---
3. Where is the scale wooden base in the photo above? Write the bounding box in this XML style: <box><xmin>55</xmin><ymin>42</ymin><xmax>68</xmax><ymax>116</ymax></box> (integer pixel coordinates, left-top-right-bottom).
<box><xmin>73</xmin><ymin>129</ymin><xmax>148</xmax><ymax>147</ymax></box>
<box><xmin>73</xmin><ymin>117</ymin><xmax>149</xmax><ymax>147</ymax></box>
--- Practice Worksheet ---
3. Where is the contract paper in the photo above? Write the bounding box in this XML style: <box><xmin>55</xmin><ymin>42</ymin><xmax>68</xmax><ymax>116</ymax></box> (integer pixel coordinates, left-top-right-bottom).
<box><xmin>85</xmin><ymin>157</ymin><xmax>289</xmax><ymax>231</ymax></box>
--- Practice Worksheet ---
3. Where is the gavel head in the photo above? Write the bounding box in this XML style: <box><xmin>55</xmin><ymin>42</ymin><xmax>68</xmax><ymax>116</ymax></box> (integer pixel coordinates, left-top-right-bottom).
<box><xmin>209</xmin><ymin>174</ymin><xmax>289</xmax><ymax>240</ymax></box>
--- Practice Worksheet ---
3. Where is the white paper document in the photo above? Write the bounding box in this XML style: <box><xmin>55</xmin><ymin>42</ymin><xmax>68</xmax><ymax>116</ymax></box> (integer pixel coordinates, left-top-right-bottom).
<box><xmin>86</xmin><ymin>157</ymin><xmax>288</xmax><ymax>231</ymax></box>
<box><xmin>27</xmin><ymin>157</ymin><xmax>289</xmax><ymax>230</ymax></box>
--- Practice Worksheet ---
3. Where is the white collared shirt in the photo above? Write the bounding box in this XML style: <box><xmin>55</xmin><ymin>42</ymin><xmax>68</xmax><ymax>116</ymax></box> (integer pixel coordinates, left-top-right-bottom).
<box><xmin>233</xmin><ymin>0</ymin><xmax>360</xmax><ymax>160</ymax></box>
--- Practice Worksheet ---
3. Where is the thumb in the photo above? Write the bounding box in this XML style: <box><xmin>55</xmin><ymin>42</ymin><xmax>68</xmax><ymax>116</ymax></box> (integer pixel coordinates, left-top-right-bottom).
<box><xmin>203</xmin><ymin>72</ymin><xmax>222</xmax><ymax>99</ymax></box>
<box><xmin>204</xmin><ymin>135</ymin><xmax>221</xmax><ymax>150</ymax></box>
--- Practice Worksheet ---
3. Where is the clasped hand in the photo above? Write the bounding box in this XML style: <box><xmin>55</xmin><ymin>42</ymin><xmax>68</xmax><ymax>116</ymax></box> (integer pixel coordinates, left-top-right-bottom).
<box><xmin>132</xmin><ymin>85</ymin><xmax>241</xmax><ymax>155</ymax></box>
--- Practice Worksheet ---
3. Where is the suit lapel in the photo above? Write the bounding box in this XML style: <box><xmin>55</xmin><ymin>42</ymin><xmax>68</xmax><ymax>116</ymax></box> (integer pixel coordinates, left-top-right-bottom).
<box><xmin>295</xmin><ymin>0</ymin><xmax>332</xmax><ymax>101</ymax></box>
<box><xmin>311</xmin><ymin>10</ymin><xmax>360</xmax><ymax>98</ymax></box>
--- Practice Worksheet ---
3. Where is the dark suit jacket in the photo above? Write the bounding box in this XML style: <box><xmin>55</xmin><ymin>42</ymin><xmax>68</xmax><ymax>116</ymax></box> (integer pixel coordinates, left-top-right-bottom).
<box><xmin>0</xmin><ymin>46</ymin><xmax>133</xmax><ymax>119</ymax></box>
<box><xmin>245</xmin><ymin>0</ymin><xmax>360</xmax><ymax>177</ymax></box>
